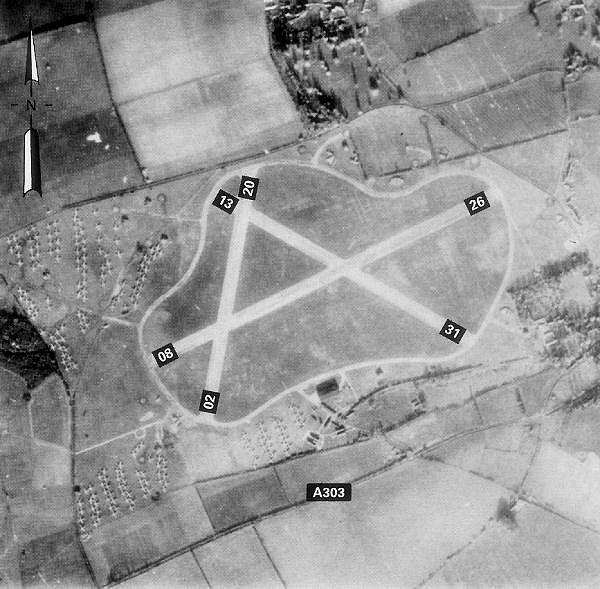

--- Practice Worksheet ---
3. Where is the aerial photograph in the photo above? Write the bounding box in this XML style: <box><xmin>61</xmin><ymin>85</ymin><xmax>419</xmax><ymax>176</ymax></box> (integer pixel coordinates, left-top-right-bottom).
<box><xmin>2</xmin><ymin>0</ymin><xmax>600</xmax><ymax>587</ymax></box>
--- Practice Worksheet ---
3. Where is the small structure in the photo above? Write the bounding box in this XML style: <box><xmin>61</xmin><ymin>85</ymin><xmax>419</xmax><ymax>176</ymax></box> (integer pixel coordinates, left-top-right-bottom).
<box><xmin>316</xmin><ymin>377</ymin><xmax>339</xmax><ymax>399</ymax></box>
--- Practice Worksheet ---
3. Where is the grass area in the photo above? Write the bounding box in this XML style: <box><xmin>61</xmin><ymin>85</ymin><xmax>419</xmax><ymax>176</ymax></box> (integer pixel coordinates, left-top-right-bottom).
<box><xmin>366</xmin><ymin>207</ymin><xmax>509</xmax><ymax>332</ymax></box>
<box><xmin>217</xmin><ymin>278</ymin><xmax>452</xmax><ymax>422</ymax></box>
<box><xmin>234</xmin><ymin>224</ymin><xmax>325</xmax><ymax>312</ymax></box>
<box><xmin>72</xmin><ymin>322</ymin><xmax>166</xmax><ymax>450</ymax></box>
<box><xmin>255</xmin><ymin>163</ymin><xmax>483</xmax><ymax>257</ymax></box>
<box><xmin>349</xmin><ymin>105</ymin><xmax>474</xmax><ymax>177</ymax></box>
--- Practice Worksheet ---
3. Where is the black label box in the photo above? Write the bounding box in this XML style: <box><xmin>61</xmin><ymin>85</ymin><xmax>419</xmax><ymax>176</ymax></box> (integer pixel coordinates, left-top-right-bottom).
<box><xmin>306</xmin><ymin>483</ymin><xmax>352</xmax><ymax>501</ymax></box>
<box><xmin>152</xmin><ymin>343</ymin><xmax>179</xmax><ymax>367</ymax></box>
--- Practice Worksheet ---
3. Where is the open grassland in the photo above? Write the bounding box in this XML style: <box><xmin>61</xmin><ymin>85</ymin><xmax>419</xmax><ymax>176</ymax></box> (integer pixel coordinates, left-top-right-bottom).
<box><xmin>217</xmin><ymin>278</ymin><xmax>453</xmax><ymax>422</ymax></box>
<box><xmin>366</xmin><ymin>208</ymin><xmax>509</xmax><ymax>332</ymax></box>
<box><xmin>255</xmin><ymin>163</ymin><xmax>481</xmax><ymax>257</ymax></box>
<box><xmin>433</xmin><ymin>72</ymin><xmax>567</xmax><ymax>152</ymax></box>
<box><xmin>73</xmin><ymin>323</ymin><xmax>166</xmax><ymax>449</ymax></box>
<box><xmin>377</xmin><ymin>0</ymin><xmax>480</xmax><ymax>62</ymax></box>
<box><xmin>395</xmin><ymin>15</ymin><xmax>561</xmax><ymax>106</ymax></box>
<box><xmin>234</xmin><ymin>224</ymin><xmax>325</xmax><ymax>312</ymax></box>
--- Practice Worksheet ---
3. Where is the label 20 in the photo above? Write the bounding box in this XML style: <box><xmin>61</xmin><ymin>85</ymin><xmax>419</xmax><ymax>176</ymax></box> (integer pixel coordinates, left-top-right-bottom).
<box><xmin>306</xmin><ymin>483</ymin><xmax>351</xmax><ymax>501</ymax></box>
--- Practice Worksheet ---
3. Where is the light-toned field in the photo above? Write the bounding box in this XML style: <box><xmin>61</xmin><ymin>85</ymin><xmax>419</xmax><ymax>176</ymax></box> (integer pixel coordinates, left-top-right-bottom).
<box><xmin>256</xmin><ymin>458</ymin><xmax>509</xmax><ymax>587</ymax></box>
<box><xmin>425</xmin><ymin>502</ymin><xmax>600</xmax><ymax>588</ymax></box>
<box><xmin>97</xmin><ymin>0</ymin><xmax>302</xmax><ymax>180</ymax></box>
<box><xmin>524</xmin><ymin>441</ymin><xmax>600</xmax><ymax>530</ymax></box>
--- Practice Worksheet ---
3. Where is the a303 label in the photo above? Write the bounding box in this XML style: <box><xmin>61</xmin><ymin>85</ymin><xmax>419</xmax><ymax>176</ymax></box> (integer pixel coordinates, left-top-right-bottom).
<box><xmin>152</xmin><ymin>343</ymin><xmax>179</xmax><ymax>367</ymax></box>
<box><xmin>199</xmin><ymin>390</ymin><xmax>220</xmax><ymax>414</ymax></box>
<box><xmin>464</xmin><ymin>191</ymin><xmax>490</xmax><ymax>215</ymax></box>
<box><xmin>306</xmin><ymin>483</ymin><xmax>351</xmax><ymax>501</ymax></box>
<box><xmin>212</xmin><ymin>189</ymin><xmax>239</xmax><ymax>214</ymax></box>
<box><xmin>238</xmin><ymin>175</ymin><xmax>259</xmax><ymax>200</ymax></box>
<box><xmin>439</xmin><ymin>319</ymin><xmax>467</xmax><ymax>344</ymax></box>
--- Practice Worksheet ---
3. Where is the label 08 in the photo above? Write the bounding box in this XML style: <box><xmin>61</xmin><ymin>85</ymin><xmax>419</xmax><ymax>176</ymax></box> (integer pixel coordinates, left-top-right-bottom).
<box><xmin>306</xmin><ymin>483</ymin><xmax>351</xmax><ymax>501</ymax></box>
<box><xmin>152</xmin><ymin>343</ymin><xmax>179</xmax><ymax>367</ymax></box>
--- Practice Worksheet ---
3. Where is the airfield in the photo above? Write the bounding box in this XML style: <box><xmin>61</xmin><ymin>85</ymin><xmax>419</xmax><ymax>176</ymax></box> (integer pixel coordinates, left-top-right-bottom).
<box><xmin>4</xmin><ymin>0</ymin><xmax>600</xmax><ymax>587</ymax></box>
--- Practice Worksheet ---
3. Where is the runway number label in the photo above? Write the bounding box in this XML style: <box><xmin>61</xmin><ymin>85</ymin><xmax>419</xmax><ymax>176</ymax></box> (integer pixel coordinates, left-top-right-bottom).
<box><xmin>238</xmin><ymin>175</ymin><xmax>259</xmax><ymax>200</ymax></box>
<box><xmin>152</xmin><ymin>343</ymin><xmax>179</xmax><ymax>367</ymax></box>
<box><xmin>440</xmin><ymin>319</ymin><xmax>466</xmax><ymax>344</ymax></box>
<box><xmin>199</xmin><ymin>390</ymin><xmax>220</xmax><ymax>414</ymax></box>
<box><xmin>212</xmin><ymin>189</ymin><xmax>239</xmax><ymax>214</ymax></box>
<box><xmin>306</xmin><ymin>483</ymin><xmax>351</xmax><ymax>501</ymax></box>
<box><xmin>464</xmin><ymin>191</ymin><xmax>490</xmax><ymax>215</ymax></box>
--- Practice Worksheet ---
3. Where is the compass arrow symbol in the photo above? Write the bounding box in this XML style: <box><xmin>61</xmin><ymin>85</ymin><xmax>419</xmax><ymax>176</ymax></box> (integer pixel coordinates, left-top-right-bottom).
<box><xmin>25</xmin><ymin>18</ymin><xmax>39</xmax><ymax>85</ymax></box>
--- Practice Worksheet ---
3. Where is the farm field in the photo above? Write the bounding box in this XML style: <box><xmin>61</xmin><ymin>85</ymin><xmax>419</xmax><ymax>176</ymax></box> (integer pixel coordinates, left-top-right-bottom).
<box><xmin>254</xmin><ymin>164</ymin><xmax>484</xmax><ymax>257</ymax></box>
<box><xmin>0</xmin><ymin>22</ymin><xmax>141</xmax><ymax>234</ymax></box>
<box><xmin>376</xmin><ymin>0</ymin><xmax>480</xmax><ymax>62</ymax></box>
<box><xmin>193</xmin><ymin>527</ymin><xmax>282</xmax><ymax>588</ymax></box>
<box><xmin>567</xmin><ymin>70</ymin><xmax>600</xmax><ymax>120</ymax></box>
<box><xmin>366</xmin><ymin>207</ymin><xmax>509</xmax><ymax>332</ymax></box>
<box><xmin>397</xmin><ymin>15</ymin><xmax>561</xmax><ymax>106</ymax></box>
<box><xmin>432</xmin><ymin>72</ymin><xmax>567</xmax><ymax>152</ymax></box>
<box><xmin>424</xmin><ymin>502</ymin><xmax>600</xmax><ymax>587</ymax></box>
<box><xmin>348</xmin><ymin>105</ymin><xmax>474</xmax><ymax>177</ymax></box>
<box><xmin>97</xmin><ymin>0</ymin><xmax>302</xmax><ymax>180</ymax></box>
<box><xmin>256</xmin><ymin>458</ymin><xmax>509</xmax><ymax>587</ymax></box>
<box><xmin>217</xmin><ymin>278</ymin><xmax>455</xmax><ymax>422</ymax></box>
<box><xmin>83</xmin><ymin>486</ymin><xmax>214</xmax><ymax>585</ymax></box>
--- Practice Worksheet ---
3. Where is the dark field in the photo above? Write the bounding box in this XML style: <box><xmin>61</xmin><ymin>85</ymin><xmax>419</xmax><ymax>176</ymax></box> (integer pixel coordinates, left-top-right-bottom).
<box><xmin>196</xmin><ymin>467</ymin><xmax>289</xmax><ymax>532</ymax></box>
<box><xmin>234</xmin><ymin>224</ymin><xmax>325</xmax><ymax>312</ymax></box>
<box><xmin>255</xmin><ymin>163</ymin><xmax>484</xmax><ymax>257</ymax></box>
<box><xmin>366</xmin><ymin>207</ymin><xmax>509</xmax><ymax>331</ymax></box>
<box><xmin>377</xmin><ymin>0</ymin><xmax>480</xmax><ymax>62</ymax></box>
<box><xmin>217</xmin><ymin>278</ymin><xmax>453</xmax><ymax>422</ymax></box>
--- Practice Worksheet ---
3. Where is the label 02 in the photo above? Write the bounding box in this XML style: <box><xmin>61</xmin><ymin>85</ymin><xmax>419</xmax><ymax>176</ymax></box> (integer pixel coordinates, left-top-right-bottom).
<box><xmin>306</xmin><ymin>483</ymin><xmax>351</xmax><ymax>501</ymax></box>
<box><xmin>439</xmin><ymin>319</ymin><xmax>467</xmax><ymax>344</ymax></box>
<box><xmin>464</xmin><ymin>191</ymin><xmax>490</xmax><ymax>215</ymax></box>
<box><xmin>152</xmin><ymin>343</ymin><xmax>179</xmax><ymax>367</ymax></box>
<box><xmin>212</xmin><ymin>189</ymin><xmax>239</xmax><ymax>214</ymax></box>
<box><xmin>199</xmin><ymin>390</ymin><xmax>220</xmax><ymax>414</ymax></box>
